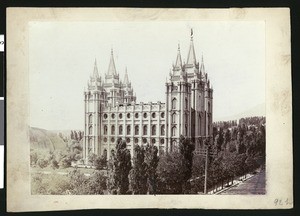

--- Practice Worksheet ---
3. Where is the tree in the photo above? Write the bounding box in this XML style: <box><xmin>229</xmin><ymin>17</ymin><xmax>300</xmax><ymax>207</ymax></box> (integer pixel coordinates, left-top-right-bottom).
<box><xmin>144</xmin><ymin>143</ymin><xmax>159</xmax><ymax>194</ymax></box>
<box><xmin>50</xmin><ymin>159</ymin><xmax>59</xmax><ymax>170</ymax></box>
<box><xmin>30</xmin><ymin>150</ymin><xmax>38</xmax><ymax>166</ymax></box>
<box><xmin>191</xmin><ymin>155</ymin><xmax>205</xmax><ymax>194</ymax></box>
<box><xmin>129</xmin><ymin>145</ymin><xmax>148</xmax><ymax>194</ymax></box>
<box><xmin>217</xmin><ymin>129</ymin><xmax>224</xmax><ymax>152</ymax></box>
<box><xmin>94</xmin><ymin>155</ymin><xmax>107</xmax><ymax>170</ymax></box>
<box><xmin>225</xmin><ymin>129</ymin><xmax>231</xmax><ymax>144</ymax></box>
<box><xmin>156</xmin><ymin>151</ymin><xmax>185</xmax><ymax>194</ymax></box>
<box><xmin>88</xmin><ymin>153</ymin><xmax>97</xmax><ymax>166</ymax></box>
<box><xmin>74</xmin><ymin>131</ymin><xmax>78</xmax><ymax>141</ymax></box>
<box><xmin>60</xmin><ymin>155</ymin><xmax>72</xmax><ymax>168</ymax></box>
<box><xmin>70</xmin><ymin>130</ymin><xmax>74</xmax><ymax>140</ymax></box>
<box><xmin>87</xmin><ymin>170</ymin><xmax>107</xmax><ymax>194</ymax></box>
<box><xmin>179</xmin><ymin>135</ymin><xmax>195</xmax><ymax>193</ymax></box>
<box><xmin>114</xmin><ymin>138</ymin><xmax>132</xmax><ymax>194</ymax></box>
<box><xmin>37</xmin><ymin>158</ymin><xmax>48</xmax><ymax>169</ymax></box>
<box><xmin>68</xmin><ymin>169</ymin><xmax>89</xmax><ymax>194</ymax></box>
<box><xmin>107</xmin><ymin>151</ymin><xmax>117</xmax><ymax>194</ymax></box>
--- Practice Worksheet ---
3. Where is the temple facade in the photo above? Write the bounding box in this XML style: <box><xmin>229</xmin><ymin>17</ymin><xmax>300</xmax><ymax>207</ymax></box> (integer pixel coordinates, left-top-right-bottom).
<box><xmin>83</xmin><ymin>33</ymin><xmax>213</xmax><ymax>163</ymax></box>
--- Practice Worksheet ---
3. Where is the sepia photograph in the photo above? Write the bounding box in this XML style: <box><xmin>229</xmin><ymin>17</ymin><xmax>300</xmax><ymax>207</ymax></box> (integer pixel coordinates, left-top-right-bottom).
<box><xmin>28</xmin><ymin>21</ymin><xmax>266</xmax><ymax>195</ymax></box>
<box><xmin>6</xmin><ymin>8</ymin><xmax>292</xmax><ymax>211</ymax></box>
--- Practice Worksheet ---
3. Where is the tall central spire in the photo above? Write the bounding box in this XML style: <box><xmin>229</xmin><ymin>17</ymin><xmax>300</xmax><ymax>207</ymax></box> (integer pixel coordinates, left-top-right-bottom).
<box><xmin>107</xmin><ymin>49</ymin><xmax>117</xmax><ymax>76</ymax></box>
<box><xmin>186</xmin><ymin>30</ymin><xmax>196</xmax><ymax>65</ymax></box>
<box><xmin>175</xmin><ymin>44</ymin><xmax>182</xmax><ymax>68</ymax></box>
<box><xmin>93</xmin><ymin>58</ymin><xmax>99</xmax><ymax>78</ymax></box>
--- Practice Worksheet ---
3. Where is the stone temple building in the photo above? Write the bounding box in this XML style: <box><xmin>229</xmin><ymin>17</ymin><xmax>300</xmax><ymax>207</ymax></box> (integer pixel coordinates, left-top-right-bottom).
<box><xmin>83</xmin><ymin>33</ymin><xmax>213</xmax><ymax>163</ymax></box>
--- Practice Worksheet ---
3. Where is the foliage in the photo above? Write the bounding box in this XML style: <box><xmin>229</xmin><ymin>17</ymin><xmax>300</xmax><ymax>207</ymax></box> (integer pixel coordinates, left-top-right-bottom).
<box><xmin>94</xmin><ymin>155</ymin><xmax>107</xmax><ymax>170</ymax></box>
<box><xmin>50</xmin><ymin>159</ymin><xmax>59</xmax><ymax>170</ymax></box>
<box><xmin>179</xmin><ymin>135</ymin><xmax>195</xmax><ymax>193</ymax></box>
<box><xmin>129</xmin><ymin>145</ymin><xmax>148</xmax><ymax>194</ymax></box>
<box><xmin>30</xmin><ymin>149</ymin><xmax>39</xmax><ymax>166</ymax></box>
<box><xmin>110</xmin><ymin>138</ymin><xmax>132</xmax><ymax>194</ymax></box>
<box><xmin>86</xmin><ymin>170</ymin><xmax>107</xmax><ymax>194</ymax></box>
<box><xmin>156</xmin><ymin>151</ymin><xmax>185</xmax><ymax>194</ymax></box>
<box><xmin>31</xmin><ymin>173</ymin><xmax>72</xmax><ymax>195</ymax></box>
<box><xmin>144</xmin><ymin>143</ymin><xmax>159</xmax><ymax>194</ymax></box>
<box><xmin>37</xmin><ymin>158</ymin><xmax>49</xmax><ymax>169</ymax></box>
<box><xmin>190</xmin><ymin>155</ymin><xmax>205</xmax><ymax>194</ymax></box>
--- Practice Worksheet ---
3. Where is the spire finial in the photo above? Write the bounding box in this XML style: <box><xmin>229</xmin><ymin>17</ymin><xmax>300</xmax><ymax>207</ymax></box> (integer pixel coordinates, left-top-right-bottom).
<box><xmin>123</xmin><ymin>66</ymin><xmax>130</xmax><ymax>85</ymax></box>
<box><xmin>93</xmin><ymin>58</ymin><xmax>99</xmax><ymax>78</ymax></box>
<box><xmin>191</xmin><ymin>28</ymin><xmax>193</xmax><ymax>39</ymax></box>
<box><xmin>178</xmin><ymin>43</ymin><xmax>180</xmax><ymax>51</ymax></box>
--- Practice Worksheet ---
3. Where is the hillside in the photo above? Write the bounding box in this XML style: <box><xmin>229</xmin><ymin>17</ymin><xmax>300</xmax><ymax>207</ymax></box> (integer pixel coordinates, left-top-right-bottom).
<box><xmin>214</xmin><ymin>103</ymin><xmax>265</xmax><ymax>122</ymax></box>
<box><xmin>29</xmin><ymin>127</ymin><xmax>68</xmax><ymax>151</ymax></box>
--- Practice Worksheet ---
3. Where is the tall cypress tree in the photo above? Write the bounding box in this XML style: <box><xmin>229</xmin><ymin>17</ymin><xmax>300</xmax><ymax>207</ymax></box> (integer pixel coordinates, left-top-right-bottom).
<box><xmin>179</xmin><ymin>135</ymin><xmax>195</xmax><ymax>193</ymax></box>
<box><xmin>114</xmin><ymin>138</ymin><xmax>132</xmax><ymax>194</ymax></box>
<box><xmin>144</xmin><ymin>143</ymin><xmax>159</xmax><ymax>194</ymax></box>
<box><xmin>129</xmin><ymin>145</ymin><xmax>147</xmax><ymax>194</ymax></box>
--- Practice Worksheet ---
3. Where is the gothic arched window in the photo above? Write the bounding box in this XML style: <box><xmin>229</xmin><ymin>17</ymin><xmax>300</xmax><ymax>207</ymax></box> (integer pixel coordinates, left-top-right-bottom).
<box><xmin>127</xmin><ymin>125</ymin><xmax>131</xmax><ymax>135</ymax></box>
<box><xmin>119</xmin><ymin>125</ymin><xmax>123</xmax><ymax>135</ymax></box>
<box><xmin>172</xmin><ymin>126</ymin><xmax>176</xmax><ymax>137</ymax></box>
<box><xmin>185</xmin><ymin>98</ymin><xmax>188</xmax><ymax>110</ymax></box>
<box><xmin>199</xmin><ymin>115</ymin><xmax>202</xmax><ymax>135</ymax></box>
<box><xmin>172</xmin><ymin>113</ymin><xmax>176</xmax><ymax>124</ymax></box>
<box><xmin>111</xmin><ymin>125</ymin><xmax>115</xmax><ymax>135</ymax></box>
<box><xmin>104</xmin><ymin>125</ymin><xmax>108</xmax><ymax>135</ymax></box>
<box><xmin>208</xmin><ymin>101</ymin><xmax>211</xmax><ymax>113</ymax></box>
<box><xmin>161</xmin><ymin>125</ymin><xmax>165</xmax><ymax>136</ymax></box>
<box><xmin>172</xmin><ymin>98</ymin><xmax>177</xmax><ymax>109</ymax></box>
<box><xmin>89</xmin><ymin>126</ymin><xmax>93</xmax><ymax>135</ymax></box>
<box><xmin>135</xmin><ymin>125</ymin><xmax>139</xmax><ymax>135</ymax></box>
<box><xmin>103</xmin><ymin>149</ymin><xmax>107</xmax><ymax>158</ymax></box>
<box><xmin>89</xmin><ymin>114</ymin><xmax>92</xmax><ymax>124</ymax></box>
<box><xmin>143</xmin><ymin>125</ymin><xmax>147</xmax><ymax>135</ymax></box>
<box><xmin>185</xmin><ymin>113</ymin><xmax>188</xmax><ymax>124</ymax></box>
<box><xmin>185</xmin><ymin>125</ymin><xmax>188</xmax><ymax>136</ymax></box>
<box><xmin>152</xmin><ymin>125</ymin><xmax>156</xmax><ymax>136</ymax></box>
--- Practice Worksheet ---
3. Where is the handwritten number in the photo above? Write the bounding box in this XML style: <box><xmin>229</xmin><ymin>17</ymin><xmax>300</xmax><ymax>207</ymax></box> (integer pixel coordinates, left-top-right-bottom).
<box><xmin>274</xmin><ymin>198</ymin><xmax>292</xmax><ymax>206</ymax></box>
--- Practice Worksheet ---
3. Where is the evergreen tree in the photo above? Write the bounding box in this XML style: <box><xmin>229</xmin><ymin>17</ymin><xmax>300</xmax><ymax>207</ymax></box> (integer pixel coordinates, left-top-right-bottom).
<box><xmin>129</xmin><ymin>145</ymin><xmax>148</xmax><ymax>194</ymax></box>
<box><xmin>156</xmin><ymin>151</ymin><xmax>185</xmax><ymax>194</ymax></box>
<box><xmin>70</xmin><ymin>130</ymin><xmax>74</xmax><ymax>140</ymax></box>
<box><xmin>217</xmin><ymin>128</ymin><xmax>224</xmax><ymax>151</ymax></box>
<box><xmin>179</xmin><ymin>135</ymin><xmax>195</xmax><ymax>193</ymax></box>
<box><xmin>114</xmin><ymin>138</ymin><xmax>132</xmax><ymax>194</ymax></box>
<box><xmin>74</xmin><ymin>131</ymin><xmax>78</xmax><ymax>141</ymax></box>
<box><xmin>225</xmin><ymin>129</ymin><xmax>231</xmax><ymax>144</ymax></box>
<box><xmin>144</xmin><ymin>143</ymin><xmax>159</xmax><ymax>194</ymax></box>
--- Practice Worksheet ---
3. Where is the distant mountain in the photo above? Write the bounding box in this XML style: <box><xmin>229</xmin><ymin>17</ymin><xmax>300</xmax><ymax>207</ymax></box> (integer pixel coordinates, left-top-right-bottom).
<box><xmin>29</xmin><ymin>127</ymin><xmax>68</xmax><ymax>151</ymax></box>
<box><xmin>214</xmin><ymin>103</ymin><xmax>265</xmax><ymax>122</ymax></box>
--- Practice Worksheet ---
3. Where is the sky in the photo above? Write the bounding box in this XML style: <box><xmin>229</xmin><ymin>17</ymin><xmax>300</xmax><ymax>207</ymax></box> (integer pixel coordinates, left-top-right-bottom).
<box><xmin>29</xmin><ymin>21</ymin><xmax>265</xmax><ymax>130</ymax></box>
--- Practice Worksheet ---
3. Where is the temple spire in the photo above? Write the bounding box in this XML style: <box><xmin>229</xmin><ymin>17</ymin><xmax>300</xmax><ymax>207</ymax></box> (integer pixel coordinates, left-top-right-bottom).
<box><xmin>107</xmin><ymin>49</ymin><xmax>117</xmax><ymax>76</ymax></box>
<box><xmin>186</xmin><ymin>30</ymin><xmax>196</xmax><ymax>65</ymax></box>
<box><xmin>93</xmin><ymin>58</ymin><xmax>99</xmax><ymax>78</ymax></box>
<box><xmin>200</xmin><ymin>54</ymin><xmax>205</xmax><ymax>73</ymax></box>
<box><xmin>123</xmin><ymin>67</ymin><xmax>130</xmax><ymax>85</ymax></box>
<box><xmin>175</xmin><ymin>44</ymin><xmax>182</xmax><ymax>68</ymax></box>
